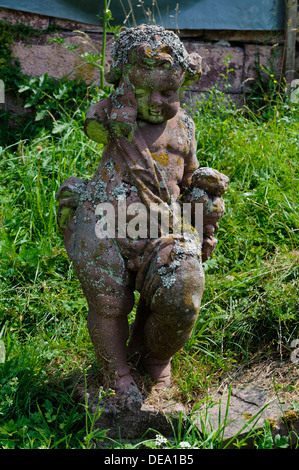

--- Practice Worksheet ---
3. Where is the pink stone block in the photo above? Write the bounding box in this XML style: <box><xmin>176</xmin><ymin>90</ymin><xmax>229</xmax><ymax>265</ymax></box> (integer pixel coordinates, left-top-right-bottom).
<box><xmin>243</xmin><ymin>44</ymin><xmax>284</xmax><ymax>87</ymax></box>
<box><xmin>11</xmin><ymin>33</ymin><xmax>114</xmax><ymax>85</ymax></box>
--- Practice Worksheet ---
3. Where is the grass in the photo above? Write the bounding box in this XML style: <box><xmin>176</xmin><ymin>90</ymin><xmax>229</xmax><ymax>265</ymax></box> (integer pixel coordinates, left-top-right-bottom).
<box><xmin>0</xmin><ymin>67</ymin><xmax>298</xmax><ymax>449</ymax></box>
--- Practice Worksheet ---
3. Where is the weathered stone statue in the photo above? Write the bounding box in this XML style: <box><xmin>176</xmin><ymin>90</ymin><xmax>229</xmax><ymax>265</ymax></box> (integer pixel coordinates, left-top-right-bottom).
<box><xmin>56</xmin><ymin>25</ymin><xmax>229</xmax><ymax>411</ymax></box>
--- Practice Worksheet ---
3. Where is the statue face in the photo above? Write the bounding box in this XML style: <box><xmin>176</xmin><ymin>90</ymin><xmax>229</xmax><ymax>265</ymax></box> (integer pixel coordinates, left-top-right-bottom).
<box><xmin>126</xmin><ymin>64</ymin><xmax>184</xmax><ymax>124</ymax></box>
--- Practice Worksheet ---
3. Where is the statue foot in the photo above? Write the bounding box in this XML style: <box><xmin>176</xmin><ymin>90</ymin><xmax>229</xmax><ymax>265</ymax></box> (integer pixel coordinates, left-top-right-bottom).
<box><xmin>142</xmin><ymin>358</ymin><xmax>171</xmax><ymax>389</ymax></box>
<box><xmin>112</xmin><ymin>373</ymin><xmax>143</xmax><ymax>412</ymax></box>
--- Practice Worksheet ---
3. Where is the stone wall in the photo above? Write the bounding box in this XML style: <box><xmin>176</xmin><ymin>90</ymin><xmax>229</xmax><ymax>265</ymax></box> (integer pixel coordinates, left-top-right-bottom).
<box><xmin>0</xmin><ymin>6</ymin><xmax>288</xmax><ymax>110</ymax></box>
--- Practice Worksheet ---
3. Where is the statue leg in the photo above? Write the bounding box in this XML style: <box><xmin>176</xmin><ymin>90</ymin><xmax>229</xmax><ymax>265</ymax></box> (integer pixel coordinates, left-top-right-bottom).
<box><xmin>62</xmin><ymin>213</ymin><xmax>143</xmax><ymax>409</ymax></box>
<box><xmin>80</xmin><ymin>263</ymin><xmax>143</xmax><ymax>409</ymax></box>
<box><xmin>139</xmin><ymin>241</ymin><xmax>205</xmax><ymax>388</ymax></box>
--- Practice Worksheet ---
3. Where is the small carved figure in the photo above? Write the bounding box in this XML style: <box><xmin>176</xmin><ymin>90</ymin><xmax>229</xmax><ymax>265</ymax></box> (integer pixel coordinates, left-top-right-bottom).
<box><xmin>56</xmin><ymin>25</ymin><xmax>229</xmax><ymax>410</ymax></box>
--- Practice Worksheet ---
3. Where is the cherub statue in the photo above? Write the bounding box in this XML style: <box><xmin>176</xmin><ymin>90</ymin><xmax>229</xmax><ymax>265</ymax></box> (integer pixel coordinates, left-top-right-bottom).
<box><xmin>56</xmin><ymin>25</ymin><xmax>229</xmax><ymax>411</ymax></box>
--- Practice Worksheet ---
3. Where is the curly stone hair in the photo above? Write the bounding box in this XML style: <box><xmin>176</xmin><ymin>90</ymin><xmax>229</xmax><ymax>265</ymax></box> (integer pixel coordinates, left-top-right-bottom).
<box><xmin>106</xmin><ymin>24</ymin><xmax>202</xmax><ymax>88</ymax></box>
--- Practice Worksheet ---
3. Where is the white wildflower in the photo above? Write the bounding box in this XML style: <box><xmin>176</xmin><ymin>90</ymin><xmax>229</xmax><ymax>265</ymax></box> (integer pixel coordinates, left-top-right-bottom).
<box><xmin>179</xmin><ymin>441</ymin><xmax>191</xmax><ymax>448</ymax></box>
<box><xmin>155</xmin><ymin>434</ymin><xmax>168</xmax><ymax>447</ymax></box>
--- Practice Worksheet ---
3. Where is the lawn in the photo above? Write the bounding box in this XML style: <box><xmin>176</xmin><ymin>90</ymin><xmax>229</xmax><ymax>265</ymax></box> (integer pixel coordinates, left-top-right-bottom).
<box><xmin>0</xmin><ymin>64</ymin><xmax>298</xmax><ymax>449</ymax></box>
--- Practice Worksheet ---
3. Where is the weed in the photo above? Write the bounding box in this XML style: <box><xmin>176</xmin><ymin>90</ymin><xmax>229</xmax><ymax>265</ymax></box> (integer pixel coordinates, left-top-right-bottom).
<box><xmin>254</xmin><ymin>419</ymin><xmax>289</xmax><ymax>449</ymax></box>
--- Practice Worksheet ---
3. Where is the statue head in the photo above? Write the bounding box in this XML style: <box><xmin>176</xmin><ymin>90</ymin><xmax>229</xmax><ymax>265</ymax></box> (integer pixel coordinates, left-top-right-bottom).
<box><xmin>106</xmin><ymin>25</ymin><xmax>202</xmax><ymax>123</ymax></box>
<box><xmin>107</xmin><ymin>24</ymin><xmax>202</xmax><ymax>88</ymax></box>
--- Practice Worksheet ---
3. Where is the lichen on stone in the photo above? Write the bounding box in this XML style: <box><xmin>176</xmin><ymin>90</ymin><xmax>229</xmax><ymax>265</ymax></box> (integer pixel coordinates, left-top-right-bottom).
<box><xmin>107</xmin><ymin>25</ymin><xmax>200</xmax><ymax>86</ymax></box>
<box><xmin>190</xmin><ymin>187</ymin><xmax>205</xmax><ymax>201</ymax></box>
<box><xmin>104</xmin><ymin>160</ymin><xmax>115</xmax><ymax>173</ymax></box>
<box><xmin>109</xmin><ymin>182</ymin><xmax>129</xmax><ymax>201</ymax></box>
<box><xmin>194</xmin><ymin>167</ymin><xmax>214</xmax><ymax>177</ymax></box>
<box><xmin>94</xmin><ymin>180</ymin><xmax>108</xmax><ymax>203</ymax></box>
<box><xmin>157</xmin><ymin>233</ymin><xmax>201</xmax><ymax>290</ymax></box>
<box><xmin>79</xmin><ymin>185</ymin><xmax>93</xmax><ymax>204</ymax></box>
<box><xmin>111</xmin><ymin>81</ymin><xmax>125</xmax><ymax>109</ymax></box>
<box><xmin>205</xmin><ymin>198</ymin><xmax>216</xmax><ymax>214</ymax></box>
<box><xmin>181</xmin><ymin>113</ymin><xmax>193</xmax><ymax>147</ymax></box>
<box><xmin>157</xmin><ymin>266</ymin><xmax>167</xmax><ymax>275</ymax></box>
<box><xmin>173</xmin><ymin>235</ymin><xmax>201</xmax><ymax>259</ymax></box>
<box><xmin>160</xmin><ymin>271</ymin><xmax>177</xmax><ymax>289</ymax></box>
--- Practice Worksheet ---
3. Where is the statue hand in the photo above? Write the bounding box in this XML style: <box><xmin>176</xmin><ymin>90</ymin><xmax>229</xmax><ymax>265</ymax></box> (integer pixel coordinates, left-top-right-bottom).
<box><xmin>56</xmin><ymin>177</ymin><xmax>87</xmax><ymax>229</ymax></box>
<box><xmin>192</xmin><ymin>167</ymin><xmax>229</xmax><ymax>197</ymax></box>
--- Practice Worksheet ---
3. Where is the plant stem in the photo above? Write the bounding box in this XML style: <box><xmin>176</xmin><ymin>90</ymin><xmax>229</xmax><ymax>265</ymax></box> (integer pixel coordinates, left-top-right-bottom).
<box><xmin>101</xmin><ymin>0</ymin><xmax>109</xmax><ymax>90</ymax></box>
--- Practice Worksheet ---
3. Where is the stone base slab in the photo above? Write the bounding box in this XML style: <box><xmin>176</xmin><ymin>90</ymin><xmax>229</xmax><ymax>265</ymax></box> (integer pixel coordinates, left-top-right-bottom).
<box><xmin>75</xmin><ymin>377</ymin><xmax>187</xmax><ymax>441</ymax></box>
<box><xmin>194</xmin><ymin>385</ymin><xmax>299</xmax><ymax>448</ymax></box>
<box><xmin>75</xmin><ymin>374</ymin><xmax>298</xmax><ymax>448</ymax></box>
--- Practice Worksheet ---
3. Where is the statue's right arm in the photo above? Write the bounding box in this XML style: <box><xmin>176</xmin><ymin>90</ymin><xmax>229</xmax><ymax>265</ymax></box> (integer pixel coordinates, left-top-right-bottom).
<box><xmin>84</xmin><ymin>81</ymin><xmax>137</xmax><ymax>143</ymax></box>
<box><xmin>84</xmin><ymin>97</ymin><xmax>112</xmax><ymax>145</ymax></box>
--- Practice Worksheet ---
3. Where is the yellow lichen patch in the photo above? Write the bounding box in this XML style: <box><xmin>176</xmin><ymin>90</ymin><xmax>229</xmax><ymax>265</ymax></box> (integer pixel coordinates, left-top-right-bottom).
<box><xmin>145</xmin><ymin>47</ymin><xmax>153</xmax><ymax>57</ymax></box>
<box><xmin>265</xmin><ymin>417</ymin><xmax>278</xmax><ymax>429</ymax></box>
<box><xmin>86</xmin><ymin>120</ymin><xmax>109</xmax><ymax>145</ymax></box>
<box><xmin>242</xmin><ymin>412</ymin><xmax>253</xmax><ymax>420</ymax></box>
<box><xmin>283</xmin><ymin>409</ymin><xmax>298</xmax><ymax>426</ymax></box>
<box><xmin>145</xmin><ymin>45</ymin><xmax>170</xmax><ymax>61</ymax></box>
<box><xmin>151</xmin><ymin>152</ymin><xmax>169</xmax><ymax>166</ymax></box>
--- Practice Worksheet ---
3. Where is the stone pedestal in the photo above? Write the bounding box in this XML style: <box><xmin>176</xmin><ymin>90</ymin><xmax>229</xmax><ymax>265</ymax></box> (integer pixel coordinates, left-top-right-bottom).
<box><xmin>90</xmin><ymin>402</ymin><xmax>186</xmax><ymax>441</ymax></box>
<box><xmin>76</xmin><ymin>374</ymin><xmax>187</xmax><ymax>441</ymax></box>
